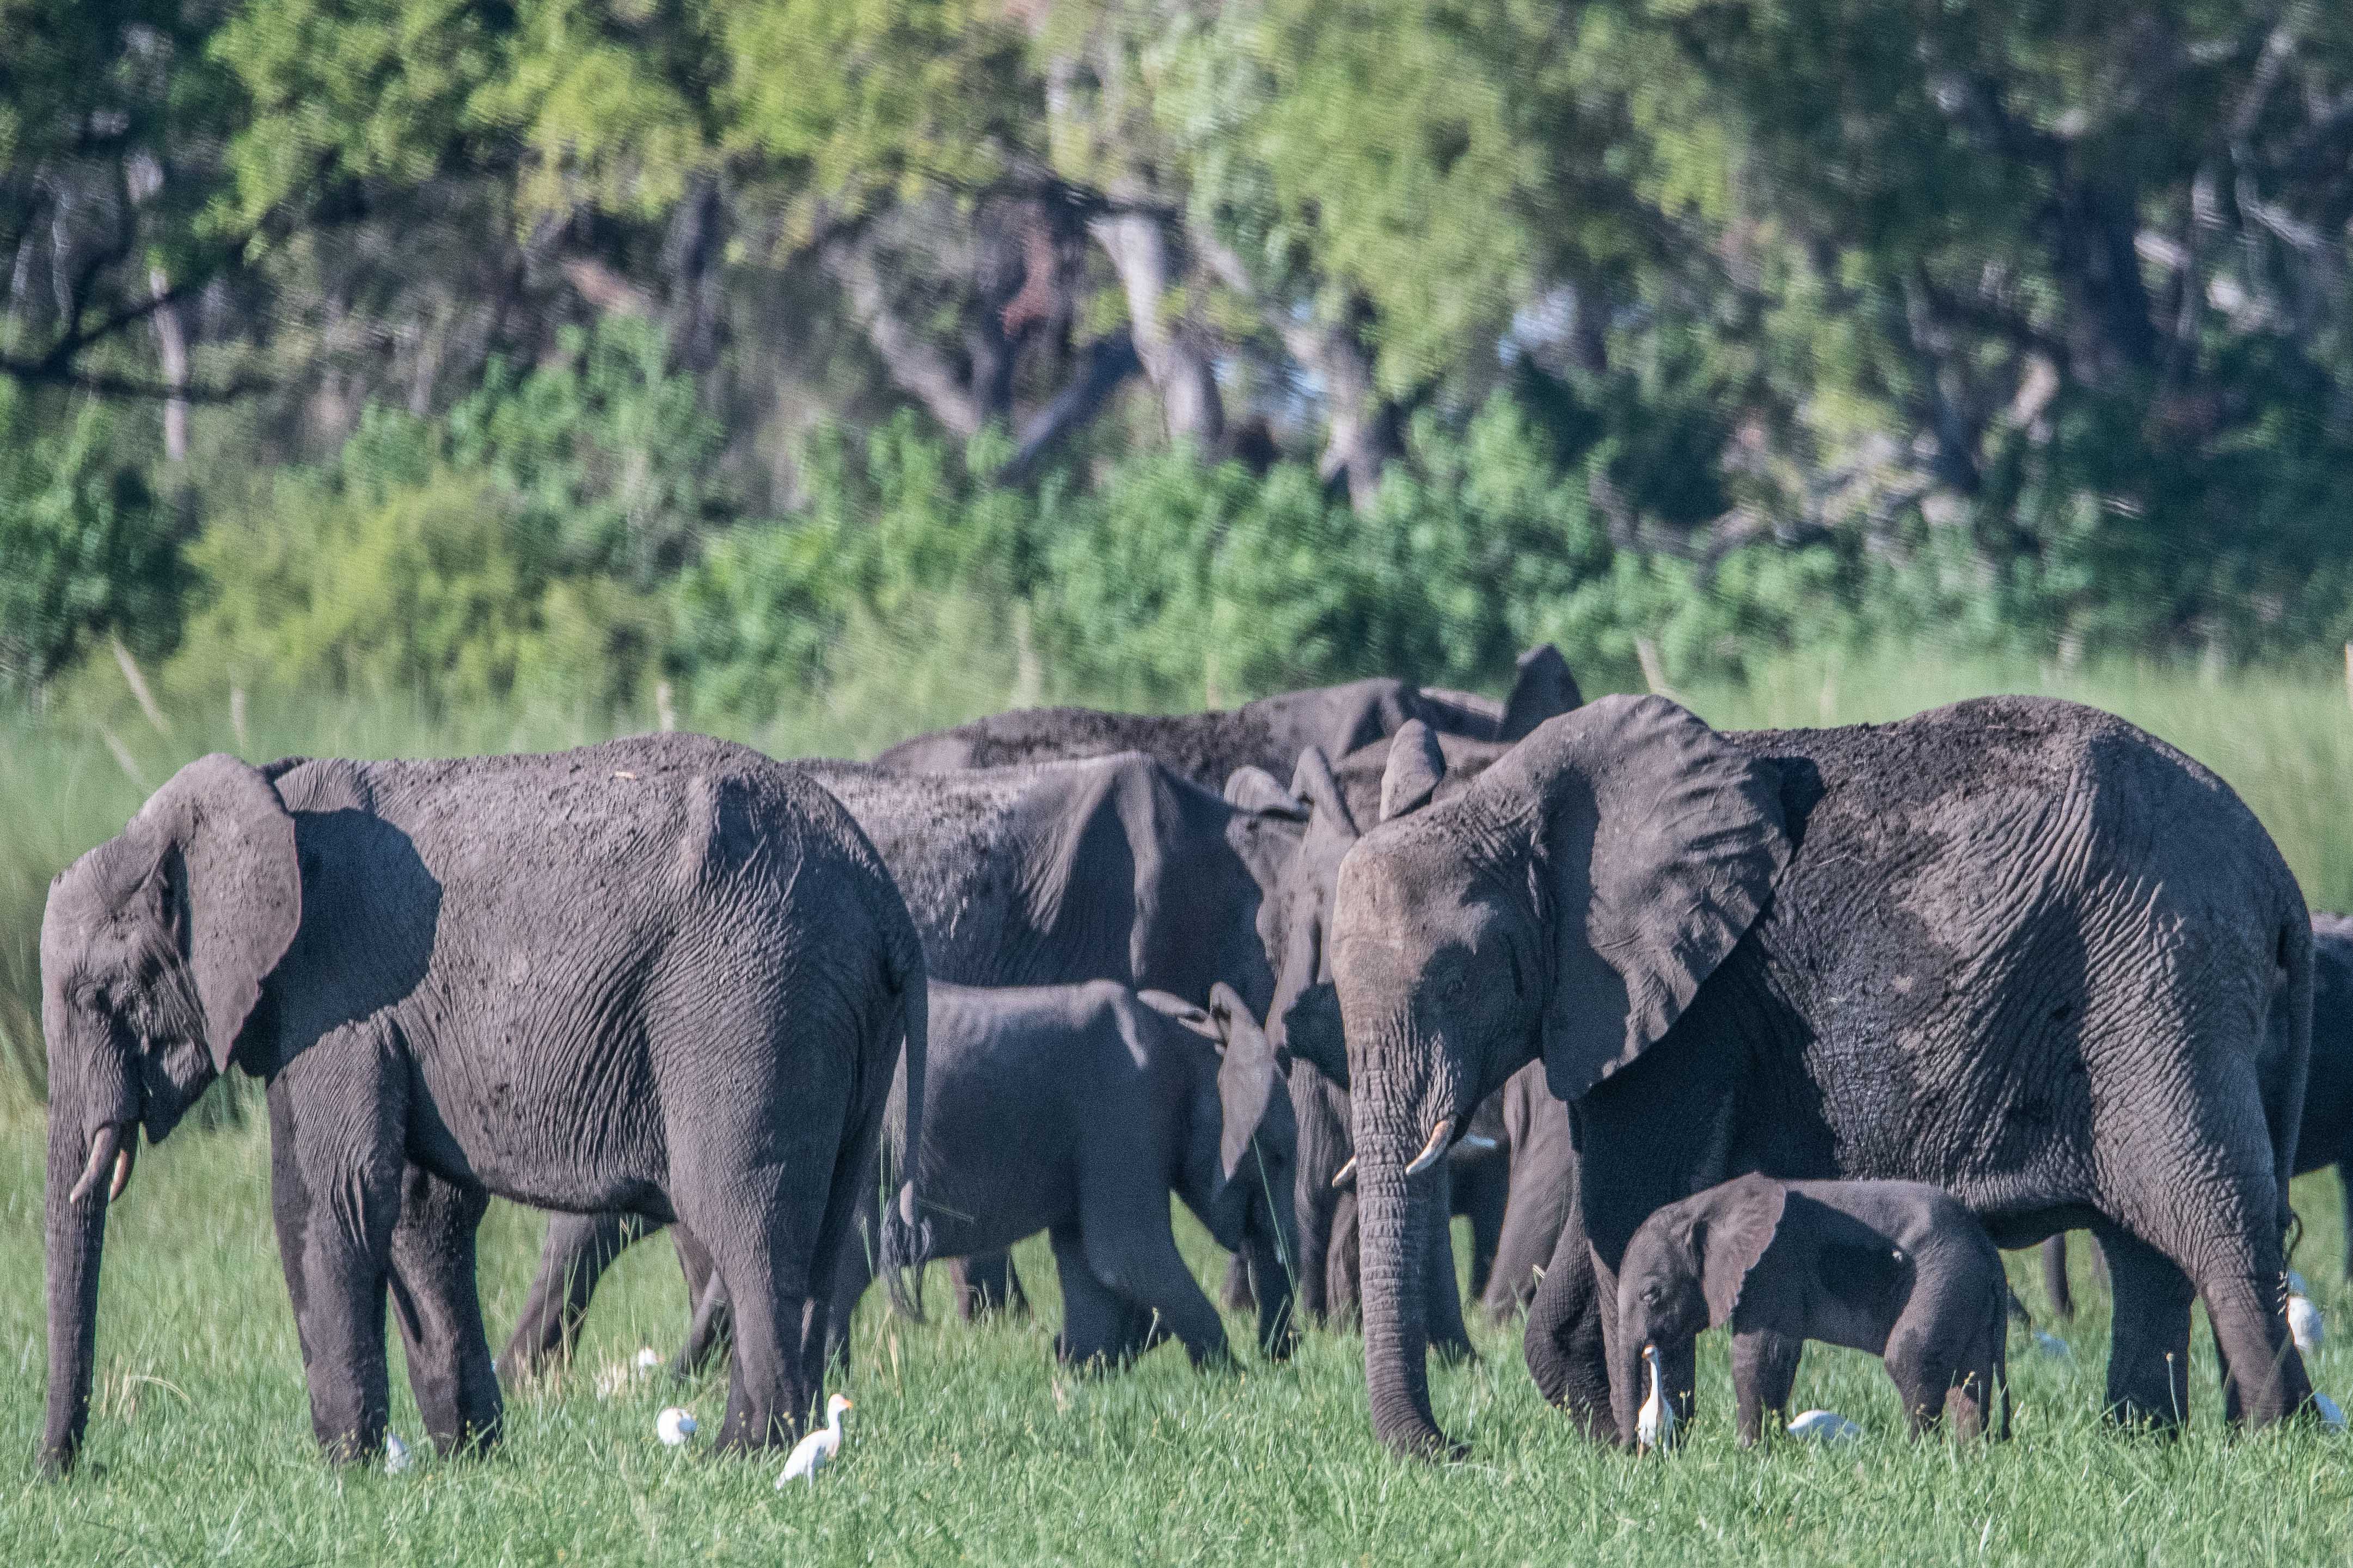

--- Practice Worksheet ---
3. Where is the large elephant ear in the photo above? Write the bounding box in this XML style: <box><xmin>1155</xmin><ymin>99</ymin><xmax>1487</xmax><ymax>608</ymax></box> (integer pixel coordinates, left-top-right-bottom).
<box><xmin>1522</xmin><ymin>694</ymin><xmax>1788</xmax><ymax>1102</ymax></box>
<box><xmin>1224</xmin><ymin>766</ymin><xmax>1308</xmax><ymax>820</ymax></box>
<box><xmin>1289</xmin><ymin>746</ymin><xmax>1358</xmax><ymax>839</ymax></box>
<box><xmin>1698</xmin><ymin>1175</ymin><xmax>1788</xmax><ymax>1328</ymax></box>
<box><xmin>1206</xmin><ymin>982</ymin><xmax>1282</xmax><ymax>1180</ymax></box>
<box><xmin>132</xmin><ymin>753</ymin><xmax>302</xmax><ymax>1071</ymax></box>
<box><xmin>1378</xmin><ymin>721</ymin><xmax>1448</xmax><ymax>821</ymax></box>
<box><xmin>1499</xmin><ymin>644</ymin><xmax>1583</xmax><ymax>741</ymax></box>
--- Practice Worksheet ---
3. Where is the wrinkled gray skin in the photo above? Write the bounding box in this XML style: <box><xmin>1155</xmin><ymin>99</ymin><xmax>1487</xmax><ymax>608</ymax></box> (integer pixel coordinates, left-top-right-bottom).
<box><xmin>1621</xmin><ymin>1175</ymin><xmax>2011</xmax><ymax>1446</ymax></box>
<box><xmin>40</xmin><ymin>739</ymin><xmax>923</xmax><ymax>1474</ymax></box>
<box><xmin>871</xmin><ymin>646</ymin><xmax>1577</xmax><ymax>1319</ymax></box>
<box><xmin>2043</xmin><ymin>911</ymin><xmax>2353</xmax><ymax>1313</ymax></box>
<box><xmin>1333</xmin><ymin>694</ymin><xmax>2314</xmax><ymax>1459</ymax></box>
<box><xmin>873</xmin><ymin>647</ymin><xmax>1580</xmax><ymax>788</ymax></box>
<box><xmin>1263</xmin><ymin>721</ymin><xmax>1523</xmax><ymax>1349</ymax></box>
<box><xmin>862</xmin><ymin>981</ymin><xmax>1297</xmax><ymax>1368</ymax></box>
<box><xmin>1481</xmin><ymin>1062</ymin><xmax>1575</xmax><ymax>1322</ymax></box>
<box><xmin>503</xmin><ymin>751</ymin><xmax>1302</xmax><ymax>1376</ymax></box>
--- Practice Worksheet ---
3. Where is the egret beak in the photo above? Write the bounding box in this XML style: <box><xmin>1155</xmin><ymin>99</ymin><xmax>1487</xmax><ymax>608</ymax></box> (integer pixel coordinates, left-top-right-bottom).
<box><xmin>67</xmin><ymin>1123</ymin><xmax>126</xmax><ymax>1207</ymax></box>
<box><xmin>1404</xmin><ymin>1118</ymin><xmax>1455</xmax><ymax>1176</ymax></box>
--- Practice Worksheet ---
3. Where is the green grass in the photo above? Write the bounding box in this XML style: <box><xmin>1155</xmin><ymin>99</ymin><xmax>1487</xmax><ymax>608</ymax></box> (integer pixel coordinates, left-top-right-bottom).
<box><xmin>7</xmin><ymin>650</ymin><xmax>2353</xmax><ymax>1564</ymax></box>
<box><xmin>3</xmin><ymin>1099</ymin><xmax>2352</xmax><ymax>1566</ymax></box>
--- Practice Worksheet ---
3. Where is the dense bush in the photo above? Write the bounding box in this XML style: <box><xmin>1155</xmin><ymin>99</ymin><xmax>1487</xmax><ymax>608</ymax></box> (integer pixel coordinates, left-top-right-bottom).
<box><xmin>22</xmin><ymin>313</ymin><xmax>2353</xmax><ymax>724</ymax></box>
<box><xmin>0</xmin><ymin>386</ymin><xmax>186</xmax><ymax>693</ymax></box>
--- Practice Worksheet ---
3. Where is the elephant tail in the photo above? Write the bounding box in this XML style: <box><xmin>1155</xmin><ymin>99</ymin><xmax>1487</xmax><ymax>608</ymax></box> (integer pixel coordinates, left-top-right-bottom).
<box><xmin>877</xmin><ymin>916</ymin><xmax>930</xmax><ymax>1324</ymax></box>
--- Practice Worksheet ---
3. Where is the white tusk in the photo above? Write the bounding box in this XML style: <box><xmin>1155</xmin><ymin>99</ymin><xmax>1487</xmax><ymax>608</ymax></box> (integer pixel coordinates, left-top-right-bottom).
<box><xmin>1404</xmin><ymin>1118</ymin><xmax>1455</xmax><ymax>1176</ymax></box>
<box><xmin>108</xmin><ymin>1138</ymin><xmax>136</xmax><ymax>1202</ymax></box>
<box><xmin>1330</xmin><ymin>1157</ymin><xmax>1358</xmax><ymax>1190</ymax></box>
<box><xmin>68</xmin><ymin>1123</ymin><xmax>125</xmax><ymax>1206</ymax></box>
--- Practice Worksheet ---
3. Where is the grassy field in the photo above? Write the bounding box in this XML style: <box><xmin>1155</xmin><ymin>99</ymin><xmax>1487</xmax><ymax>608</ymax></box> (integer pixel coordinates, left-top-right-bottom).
<box><xmin>7</xmin><ymin>651</ymin><xmax>2353</xmax><ymax>1564</ymax></box>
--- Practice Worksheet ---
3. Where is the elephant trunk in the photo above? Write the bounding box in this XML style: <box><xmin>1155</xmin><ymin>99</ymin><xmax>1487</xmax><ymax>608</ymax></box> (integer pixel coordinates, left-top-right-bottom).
<box><xmin>1357</xmin><ymin>1151</ymin><xmax>1456</xmax><ymax>1459</ymax></box>
<box><xmin>42</xmin><ymin>1108</ymin><xmax>121</xmax><ymax>1477</ymax></box>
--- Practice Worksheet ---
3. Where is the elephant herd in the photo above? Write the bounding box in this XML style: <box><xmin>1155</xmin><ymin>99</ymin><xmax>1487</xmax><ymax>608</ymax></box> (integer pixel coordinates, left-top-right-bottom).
<box><xmin>34</xmin><ymin>645</ymin><xmax>2332</xmax><ymax>1477</ymax></box>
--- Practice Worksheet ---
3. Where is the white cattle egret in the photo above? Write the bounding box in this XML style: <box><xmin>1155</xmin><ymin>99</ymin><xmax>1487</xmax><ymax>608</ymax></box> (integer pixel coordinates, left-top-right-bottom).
<box><xmin>2289</xmin><ymin>1294</ymin><xmax>2325</xmax><ymax>1357</ymax></box>
<box><xmin>1787</xmin><ymin>1409</ymin><xmax>1863</xmax><ymax>1444</ymax></box>
<box><xmin>656</xmin><ymin>1406</ymin><xmax>698</xmax><ymax>1446</ymax></box>
<box><xmin>2316</xmin><ymin>1393</ymin><xmax>2346</xmax><ymax>1432</ymax></box>
<box><xmin>635</xmin><ymin>1347</ymin><xmax>663</xmax><ymax>1373</ymax></box>
<box><xmin>384</xmin><ymin>1433</ymin><xmax>414</xmax><ymax>1474</ymax></box>
<box><xmin>2032</xmin><ymin>1329</ymin><xmax>2074</xmax><ymax>1361</ymax></box>
<box><xmin>1635</xmin><ymin>1345</ymin><xmax>1676</xmax><ymax>1453</ymax></box>
<box><xmin>778</xmin><ymin>1394</ymin><xmax>854</xmax><ymax>1486</ymax></box>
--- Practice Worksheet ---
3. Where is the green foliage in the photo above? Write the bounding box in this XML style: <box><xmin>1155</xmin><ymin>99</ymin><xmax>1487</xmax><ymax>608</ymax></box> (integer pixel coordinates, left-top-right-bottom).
<box><xmin>0</xmin><ymin>388</ymin><xmax>186</xmax><ymax>690</ymax></box>
<box><xmin>168</xmin><ymin>321</ymin><xmax>700</xmax><ymax>709</ymax></box>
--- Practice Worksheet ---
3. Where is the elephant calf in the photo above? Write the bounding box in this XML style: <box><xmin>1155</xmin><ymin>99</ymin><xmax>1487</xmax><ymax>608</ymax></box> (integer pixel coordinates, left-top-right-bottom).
<box><xmin>1618</xmin><ymin>1175</ymin><xmax>2011</xmax><ymax>1446</ymax></box>
<box><xmin>883</xmin><ymin>980</ymin><xmax>1298</xmax><ymax>1369</ymax></box>
<box><xmin>38</xmin><ymin>738</ymin><xmax>926</xmax><ymax>1472</ymax></box>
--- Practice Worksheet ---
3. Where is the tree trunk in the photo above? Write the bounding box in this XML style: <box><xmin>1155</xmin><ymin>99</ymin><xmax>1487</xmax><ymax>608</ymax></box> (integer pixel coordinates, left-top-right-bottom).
<box><xmin>1089</xmin><ymin>208</ymin><xmax>1222</xmax><ymax>451</ymax></box>
<box><xmin>146</xmin><ymin>267</ymin><xmax>188</xmax><ymax>463</ymax></box>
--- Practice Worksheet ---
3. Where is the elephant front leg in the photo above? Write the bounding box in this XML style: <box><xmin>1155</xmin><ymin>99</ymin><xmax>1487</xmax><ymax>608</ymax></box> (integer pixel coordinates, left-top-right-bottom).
<box><xmin>387</xmin><ymin>1163</ymin><xmax>500</xmax><ymax>1456</ymax></box>
<box><xmin>267</xmin><ymin>1086</ymin><xmax>403</xmax><ymax>1462</ymax></box>
<box><xmin>1730</xmin><ymin>1329</ymin><xmax>1800</xmax><ymax>1447</ymax></box>
<box><xmin>501</xmin><ymin>1210</ymin><xmax>660</xmax><ymax>1379</ymax></box>
<box><xmin>1050</xmin><ymin>1223</ymin><xmax>1133</xmax><ymax>1369</ymax></box>
<box><xmin>1523</xmin><ymin>1214</ymin><xmax>1615</xmax><ymax>1442</ymax></box>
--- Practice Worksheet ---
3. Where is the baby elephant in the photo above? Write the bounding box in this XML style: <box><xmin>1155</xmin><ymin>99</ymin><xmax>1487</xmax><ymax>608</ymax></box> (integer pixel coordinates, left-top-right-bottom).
<box><xmin>883</xmin><ymin>980</ymin><xmax>1297</xmax><ymax>1369</ymax></box>
<box><xmin>1618</xmin><ymin>1173</ymin><xmax>2010</xmax><ymax>1446</ymax></box>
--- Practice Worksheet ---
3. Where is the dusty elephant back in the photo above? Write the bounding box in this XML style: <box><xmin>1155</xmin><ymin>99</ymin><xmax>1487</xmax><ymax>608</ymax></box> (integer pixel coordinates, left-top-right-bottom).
<box><xmin>872</xmin><ymin>677</ymin><xmax>1420</xmax><ymax>789</ymax></box>
<box><xmin>1722</xmin><ymin>695</ymin><xmax>2306</xmax><ymax>1203</ymax></box>
<box><xmin>803</xmin><ymin>753</ymin><xmax>1282</xmax><ymax>1007</ymax></box>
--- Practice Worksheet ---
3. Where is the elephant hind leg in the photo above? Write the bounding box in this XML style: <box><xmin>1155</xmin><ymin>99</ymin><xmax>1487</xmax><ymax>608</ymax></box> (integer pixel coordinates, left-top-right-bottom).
<box><xmin>2089</xmin><ymin>1220</ymin><xmax>2194</xmax><ymax>1429</ymax></box>
<box><xmin>388</xmin><ymin>1163</ymin><xmax>501</xmax><ymax>1456</ymax></box>
<box><xmin>500</xmin><ymin>1210</ymin><xmax>658</xmax><ymax>1380</ymax></box>
<box><xmin>1730</xmin><ymin>1329</ymin><xmax>1801</xmax><ymax>1447</ymax></box>
<box><xmin>2041</xmin><ymin>1234</ymin><xmax>2075</xmax><ymax>1320</ymax></box>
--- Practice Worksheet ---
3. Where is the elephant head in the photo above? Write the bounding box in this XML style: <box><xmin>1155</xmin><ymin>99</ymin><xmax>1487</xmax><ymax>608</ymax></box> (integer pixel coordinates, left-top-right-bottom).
<box><xmin>1143</xmin><ymin>982</ymin><xmax>1301</xmax><ymax>1357</ymax></box>
<box><xmin>1329</xmin><ymin>695</ymin><xmax>1788</xmax><ymax>1456</ymax></box>
<box><xmin>39</xmin><ymin>753</ymin><xmax>302</xmax><ymax>1474</ymax></box>
<box><xmin>1615</xmin><ymin>1173</ymin><xmax>1788</xmax><ymax>1361</ymax></box>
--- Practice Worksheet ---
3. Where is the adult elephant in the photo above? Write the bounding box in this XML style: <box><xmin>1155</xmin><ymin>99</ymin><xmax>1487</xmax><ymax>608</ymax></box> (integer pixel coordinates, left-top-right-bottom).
<box><xmin>1267</xmin><ymin>720</ymin><xmax>1542</xmax><ymax>1343</ymax></box>
<box><xmin>2043</xmin><ymin>909</ymin><xmax>2353</xmax><ymax>1312</ymax></box>
<box><xmin>877</xmin><ymin>646</ymin><xmax>1580</xmax><ymax>1320</ymax></box>
<box><xmin>1332</xmin><ymin>694</ymin><xmax>2313</xmax><ymax>1458</ymax></box>
<box><xmin>874</xmin><ymin>645</ymin><xmax>1580</xmax><ymax>789</ymax></box>
<box><xmin>40</xmin><ymin>739</ymin><xmax>924</xmax><ymax>1473</ymax></box>
<box><xmin>502</xmin><ymin>751</ymin><xmax>1303</xmax><ymax>1374</ymax></box>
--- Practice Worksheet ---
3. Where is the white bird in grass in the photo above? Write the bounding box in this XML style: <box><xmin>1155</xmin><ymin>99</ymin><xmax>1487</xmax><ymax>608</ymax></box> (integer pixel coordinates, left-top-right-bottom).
<box><xmin>384</xmin><ymin>1433</ymin><xmax>414</xmax><ymax>1474</ymax></box>
<box><xmin>2289</xmin><ymin>1294</ymin><xmax>2325</xmax><ymax>1357</ymax></box>
<box><xmin>777</xmin><ymin>1394</ymin><xmax>854</xmax><ymax>1486</ymax></box>
<box><xmin>656</xmin><ymin>1406</ymin><xmax>698</xmax><ymax>1446</ymax></box>
<box><xmin>1787</xmin><ymin>1410</ymin><xmax>1864</xmax><ymax>1444</ymax></box>
<box><xmin>1636</xmin><ymin>1345</ymin><xmax>1676</xmax><ymax>1453</ymax></box>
